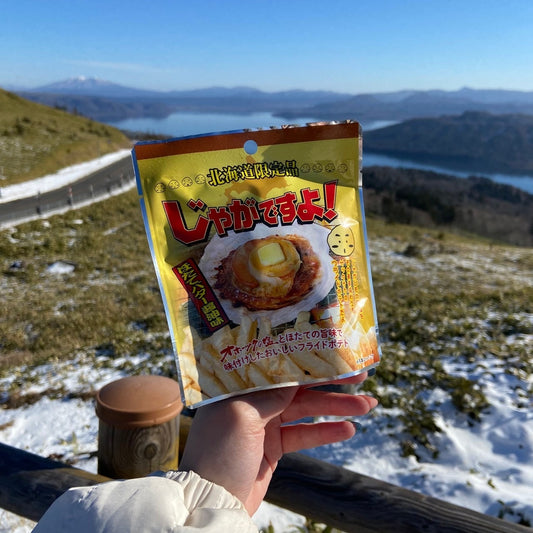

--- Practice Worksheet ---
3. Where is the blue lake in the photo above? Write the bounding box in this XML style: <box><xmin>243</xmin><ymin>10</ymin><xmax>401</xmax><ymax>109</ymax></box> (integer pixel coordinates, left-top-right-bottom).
<box><xmin>363</xmin><ymin>152</ymin><xmax>533</xmax><ymax>194</ymax></box>
<box><xmin>109</xmin><ymin>111</ymin><xmax>319</xmax><ymax>138</ymax></box>
<box><xmin>109</xmin><ymin>112</ymin><xmax>533</xmax><ymax>194</ymax></box>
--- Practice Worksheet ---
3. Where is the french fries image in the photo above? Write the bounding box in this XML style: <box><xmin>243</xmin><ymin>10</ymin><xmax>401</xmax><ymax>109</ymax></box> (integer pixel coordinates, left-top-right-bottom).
<box><xmin>178</xmin><ymin>308</ymin><xmax>378</xmax><ymax>406</ymax></box>
<box><xmin>294</xmin><ymin>311</ymin><xmax>354</xmax><ymax>374</ymax></box>
<box><xmin>287</xmin><ymin>340</ymin><xmax>339</xmax><ymax>377</ymax></box>
<box><xmin>244</xmin><ymin>364</ymin><xmax>273</xmax><ymax>387</ymax></box>
<box><xmin>255</xmin><ymin>317</ymin><xmax>308</xmax><ymax>383</ymax></box>
<box><xmin>236</xmin><ymin>314</ymin><xmax>257</xmax><ymax>346</ymax></box>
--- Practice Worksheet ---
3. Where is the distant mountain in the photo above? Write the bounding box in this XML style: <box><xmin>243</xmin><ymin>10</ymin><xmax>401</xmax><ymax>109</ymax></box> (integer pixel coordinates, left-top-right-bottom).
<box><xmin>453</xmin><ymin>87</ymin><xmax>533</xmax><ymax>104</ymax></box>
<box><xmin>19</xmin><ymin>77</ymin><xmax>353</xmax><ymax>121</ymax></box>
<box><xmin>31</xmin><ymin>76</ymin><xmax>162</xmax><ymax>98</ymax></box>
<box><xmin>276</xmin><ymin>87</ymin><xmax>533</xmax><ymax>122</ymax></box>
<box><xmin>17</xmin><ymin>91</ymin><xmax>175</xmax><ymax>121</ymax></box>
<box><xmin>14</xmin><ymin>78</ymin><xmax>533</xmax><ymax>125</ymax></box>
<box><xmin>364</xmin><ymin>111</ymin><xmax>533</xmax><ymax>174</ymax></box>
<box><xmin>27</xmin><ymin>77</ymin><xmax>350</xmax><ymax>104</ymax></box>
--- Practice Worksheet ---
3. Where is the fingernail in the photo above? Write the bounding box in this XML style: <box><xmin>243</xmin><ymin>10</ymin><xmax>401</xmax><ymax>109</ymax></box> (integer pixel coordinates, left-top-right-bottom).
<box><xmin>367</xmin><ymin>367</ymin><xmax>376</xmax><ymax>377</ymax></box>
<box><xmin>366</xmin><ymin>396</ymin><xmax>379</xmax><ymax>409</ymax></box>
<box><xmin>350</xmin><ymin>421</ymin><xmax>363</xmax><ymax>433</ymax></box>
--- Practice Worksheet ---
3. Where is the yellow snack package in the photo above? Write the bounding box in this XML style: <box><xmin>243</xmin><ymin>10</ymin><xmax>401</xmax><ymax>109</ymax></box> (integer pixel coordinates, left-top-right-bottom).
<box><xmin>132</xmin><ymin>122</ymin><xmax>381</xmax><ymax>408</ymax></box>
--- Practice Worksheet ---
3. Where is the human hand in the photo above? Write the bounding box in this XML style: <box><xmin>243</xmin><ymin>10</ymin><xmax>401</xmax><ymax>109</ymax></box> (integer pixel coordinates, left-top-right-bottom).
<box><xmin>178</xmin><ymin>373</ymin><xmax>377</xmax><ymax>515</ymax></box>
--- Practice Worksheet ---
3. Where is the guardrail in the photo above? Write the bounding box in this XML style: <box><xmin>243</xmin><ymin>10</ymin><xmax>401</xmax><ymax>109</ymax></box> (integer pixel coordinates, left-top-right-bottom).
<box><xmin>0</xmin><ymin>156</ymin><xmax>135</xmax><ymax>227</ymax></box>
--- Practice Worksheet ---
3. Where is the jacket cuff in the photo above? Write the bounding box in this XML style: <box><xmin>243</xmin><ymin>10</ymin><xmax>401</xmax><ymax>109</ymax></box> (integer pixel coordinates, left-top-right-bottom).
<box><xmin>157</xmin><ymin>470</ymin><xmax>258</xmax><ymax>532</ymax></box>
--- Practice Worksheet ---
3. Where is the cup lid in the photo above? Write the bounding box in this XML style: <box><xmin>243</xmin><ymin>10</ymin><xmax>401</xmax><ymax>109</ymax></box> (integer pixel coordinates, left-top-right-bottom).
<box><xmin>96</xmin><ymin>375</ymin><xmax>182</xmax><ymax>428</ymax></box>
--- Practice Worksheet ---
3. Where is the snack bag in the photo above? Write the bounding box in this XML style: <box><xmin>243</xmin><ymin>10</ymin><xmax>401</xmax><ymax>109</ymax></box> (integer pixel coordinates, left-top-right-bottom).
<box><xmin>132</xmin><ymin>122</ymin><xmax>380</xmax><ymax>408</ymax></box>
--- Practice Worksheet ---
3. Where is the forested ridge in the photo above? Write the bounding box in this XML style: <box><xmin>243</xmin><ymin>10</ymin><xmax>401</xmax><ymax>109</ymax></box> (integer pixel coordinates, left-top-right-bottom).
<box><xmin>362</xmin><ymin>165</ymin><xmax>533</xmax><ymax>247</ymax></box>
<box><xmin>364</xmin><ymin>112</ymin><xmax>533</xmax><ymax>174</ymax></box>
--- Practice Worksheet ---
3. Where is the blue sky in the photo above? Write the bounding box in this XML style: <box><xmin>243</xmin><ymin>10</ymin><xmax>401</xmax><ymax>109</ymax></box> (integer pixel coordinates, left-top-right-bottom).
<box><xmin>1</xmin><ymin>0</ymin><xmax>532</xmax><ymax>94</ymax></box>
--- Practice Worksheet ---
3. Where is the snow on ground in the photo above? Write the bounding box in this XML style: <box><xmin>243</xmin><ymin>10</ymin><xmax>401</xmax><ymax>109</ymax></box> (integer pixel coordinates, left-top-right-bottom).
<box><xmin>0</xmin><ymin>352</ymin><xmax>309</xmax><ymax>532</ymax></box>
<box><xmin>1</xmin><ymin>347</ymin><xmax>531</xmax><ymax>531</ymax></box>
<box><xmin>307</xmin><ymin>354</ymin><xmax>533</xmax><ymax>521</ymax></box>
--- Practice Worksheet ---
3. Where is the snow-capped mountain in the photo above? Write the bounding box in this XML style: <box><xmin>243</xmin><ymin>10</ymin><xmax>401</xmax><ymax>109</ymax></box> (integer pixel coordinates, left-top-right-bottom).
<box><xmin>30</xmin><ymin>76</ymin><xmax>162</xmax><ymax>98</ymax></box>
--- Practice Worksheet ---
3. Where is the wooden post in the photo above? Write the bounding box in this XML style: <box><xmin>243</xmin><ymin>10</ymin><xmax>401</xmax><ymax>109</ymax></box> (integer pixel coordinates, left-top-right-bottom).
<box><xmin>0</xmin><ymin>416</ymin><xmax>191</xmax><ymax>523</ymax></box>
<box><xmin>95</xmin><ymin>375</ymin><xmax>182</xmax><ymax>479</ymax></box>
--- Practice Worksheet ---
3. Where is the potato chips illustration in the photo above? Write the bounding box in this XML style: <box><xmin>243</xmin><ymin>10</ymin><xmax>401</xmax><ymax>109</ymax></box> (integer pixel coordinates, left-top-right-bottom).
<box><xmin>132</xmin><ymin>122</ymin><xmax>381</xmax><ymax>408</ymax></box>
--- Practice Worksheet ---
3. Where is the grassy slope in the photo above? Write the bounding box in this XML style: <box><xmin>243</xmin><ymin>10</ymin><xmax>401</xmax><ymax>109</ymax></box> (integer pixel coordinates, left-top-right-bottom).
<box><xmin>0</xmin><ymin>89</ymin><xmax>130</xmax><ymax>185</ymax></box>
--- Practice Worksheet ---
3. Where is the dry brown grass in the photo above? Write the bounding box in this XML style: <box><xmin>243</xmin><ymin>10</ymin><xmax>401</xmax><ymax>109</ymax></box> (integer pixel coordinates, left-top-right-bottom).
<box><xmin>0</xmin><ymin>89</ymin><xmax>130</xmax><ymax>185</ymax></box>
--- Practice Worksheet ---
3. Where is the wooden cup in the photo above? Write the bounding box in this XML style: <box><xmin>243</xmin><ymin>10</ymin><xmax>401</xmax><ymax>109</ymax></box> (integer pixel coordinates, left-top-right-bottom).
<box><xmin>95</xmin><ymin>375</ymin><xmax>182</xmax><ymax>479</ymax></box>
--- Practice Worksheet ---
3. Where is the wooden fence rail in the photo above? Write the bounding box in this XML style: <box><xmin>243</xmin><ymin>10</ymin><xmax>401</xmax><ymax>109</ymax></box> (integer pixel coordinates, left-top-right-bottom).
<box><xmin>268</xmin><ymin>453</ymin><xmax>530</xmax><ymax>533</ymax></box>
<box><xmin>0</xmin><ymin>442</ymin><xmax>529</xmax><ymax>532</ymax></box>
<box><xmin>0</xmin><ymin>442</ymin><xmax>109</xmax><ymax>522</ymax></box>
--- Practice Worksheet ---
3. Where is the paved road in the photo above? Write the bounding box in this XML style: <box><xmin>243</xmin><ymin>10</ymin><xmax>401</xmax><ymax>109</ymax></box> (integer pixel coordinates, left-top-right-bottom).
<box><xmin>0</xmin><ymin>156</ymin><xmax>135</xmax><ymax>226</ymax></box>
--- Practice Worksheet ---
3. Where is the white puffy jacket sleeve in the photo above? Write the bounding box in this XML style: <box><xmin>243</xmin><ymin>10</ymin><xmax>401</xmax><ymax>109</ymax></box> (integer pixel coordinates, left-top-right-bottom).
<box><xmin>32</xmin><ymin>470</ymin><xmax>258</xmax><ymax>533</ymax></box>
